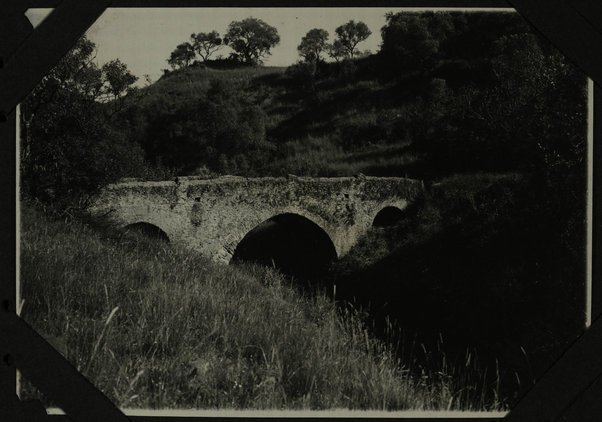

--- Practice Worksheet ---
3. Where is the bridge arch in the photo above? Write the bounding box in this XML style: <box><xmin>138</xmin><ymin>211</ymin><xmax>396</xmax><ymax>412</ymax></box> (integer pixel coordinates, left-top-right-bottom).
<box><xmin>230</xmin><ymin>213</ymin><xmax>337</xmax><ymax>281</ymax></box>
<box><xmin>123</xmin><ymin>222</ymin><xmax>170</xmax><ymax>243</ymax></box>
<box><xmin>373</xmin><ymin>206</ymin><xmax>406</xmax><ymax>227</ymax></box>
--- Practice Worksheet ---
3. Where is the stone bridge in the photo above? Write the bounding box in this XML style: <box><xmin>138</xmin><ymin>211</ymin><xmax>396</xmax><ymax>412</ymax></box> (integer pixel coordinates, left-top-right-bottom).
<box><xmin>89</xmin><ymin>175</ymin><xmax>423</xmax><ymax>264</ymax></box>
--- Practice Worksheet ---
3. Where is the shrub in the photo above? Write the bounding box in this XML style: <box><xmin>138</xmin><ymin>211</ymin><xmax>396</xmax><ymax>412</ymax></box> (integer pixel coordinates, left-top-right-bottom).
<box><xmin>141</xmin><ymin>79</ymin><xmax>270</xmax><ymax>174</ymax></box>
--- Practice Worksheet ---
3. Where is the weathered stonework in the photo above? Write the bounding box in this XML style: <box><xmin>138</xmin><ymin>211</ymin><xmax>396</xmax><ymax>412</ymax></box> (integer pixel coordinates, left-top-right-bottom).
<box><xmin>88</xmin><ymin>175</ymin><xmax>424</xmax><ymax>263</ymax></box>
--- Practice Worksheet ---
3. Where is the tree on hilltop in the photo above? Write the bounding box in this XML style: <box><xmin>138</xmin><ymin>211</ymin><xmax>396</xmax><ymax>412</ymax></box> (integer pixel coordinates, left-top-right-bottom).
<box><xmin>224</xmin><ymin>17</ymin><xmax>280</xmax><ymax>65</ymax></box>
<box><xmin>298</xmin><ymin>28</ymin><xmax>329</xmax><ymax>63</ymax></box>
<box><xmin>191</xmin><ymin>31</ymin><xmax>223</xmax><ymax>61</ymax></box>
<box><xmin>167</xmin><ymin>42</ymin><xmax>195</xmax><ymax>69</ymax></box>
<box><xmin>102</xmin><ymin>59</ymin><xmax>138</xmax><ymax>100</ymax></box>
<box><xmin>327</xmin><ymin>39</ymin><xmax>348</xmax><ymax>62</ymax></box>
<box><xmin>100</xmin><ymin>58</ymin><xmax>140</xmax><ymax>116</ymax></box>
<box><xmin>332</xmin><ymin>20</ymin><xmax>371</xmax><ymax>59</ymax></box>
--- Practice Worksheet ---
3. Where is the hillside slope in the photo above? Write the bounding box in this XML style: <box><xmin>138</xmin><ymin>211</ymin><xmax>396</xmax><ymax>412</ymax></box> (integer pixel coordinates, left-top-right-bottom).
<box><xmin>19</xmin><ymin>203</ymin><xmax>503</xmax><ymax>410</ymax></box>
<box><xmin>111</xmin><ymin>12</ymin><xmax>586</xmax><ymax>183</ymax></box>
<box><xmin>115</xmin><ymin>62</ymin><xmax>428</xmax><ymax>178</ymax></box>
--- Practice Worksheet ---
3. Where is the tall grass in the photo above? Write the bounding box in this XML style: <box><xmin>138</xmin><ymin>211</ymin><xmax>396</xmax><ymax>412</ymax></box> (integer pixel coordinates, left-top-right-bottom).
<box><xmin>266</xmin><ymin>137</ymin><xmax>419</xmax><ymax>178</ymax></box>
<box><xmin>19</xmin><ymin>203</ymin><xmax>505</xmax><ymax>410</ymax></box>
<box><xmin>148</xmin><ymin>66</ymin><xmax>285</xmax><ymax>102</ymax></box>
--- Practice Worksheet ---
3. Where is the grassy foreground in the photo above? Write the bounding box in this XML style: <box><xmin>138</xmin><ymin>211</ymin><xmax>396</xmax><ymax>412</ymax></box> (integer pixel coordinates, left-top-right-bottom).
<box><xmin>19</xmin><ymin>203</ymin><xmax>505</xmax><ymax>410</ymax></box>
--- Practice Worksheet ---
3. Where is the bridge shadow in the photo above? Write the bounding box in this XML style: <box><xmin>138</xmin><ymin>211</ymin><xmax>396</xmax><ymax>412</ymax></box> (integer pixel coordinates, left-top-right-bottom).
<box><xmin>332</xmin><ymin>223</ymin><xmax>523</xmax><ymax>402</ymax></box>
<box><xmin>230</xmin><ymin>213</ymin><xmax>337</xmax><ymax>288</ymax></box>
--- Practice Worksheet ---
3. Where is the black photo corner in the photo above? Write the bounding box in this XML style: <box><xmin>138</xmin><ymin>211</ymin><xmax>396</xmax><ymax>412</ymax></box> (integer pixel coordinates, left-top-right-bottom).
<box><xmin>1</xmin><ymin>1</ymin><xmax>602</xmax><ymax>421</ymax></box>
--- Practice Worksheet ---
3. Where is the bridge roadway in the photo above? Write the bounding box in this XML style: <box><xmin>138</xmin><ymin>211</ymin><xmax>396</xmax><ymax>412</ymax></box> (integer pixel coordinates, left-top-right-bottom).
<box><xmin>88</xmin><ymin>175</ymin><xmax>424</xmax><ymax>263</ymax></box>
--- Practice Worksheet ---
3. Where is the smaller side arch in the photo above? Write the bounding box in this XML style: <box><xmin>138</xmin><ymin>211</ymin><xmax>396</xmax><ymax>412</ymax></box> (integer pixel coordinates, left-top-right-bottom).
<box><xmin>123</xmin><ymin>222</ymin><xmax>170</xmax><ymax>243</ymax></box>
<box><xmin>373</xmin><ymin>206</ymin><xmax>406</xmax><ymax>227</ymax></box>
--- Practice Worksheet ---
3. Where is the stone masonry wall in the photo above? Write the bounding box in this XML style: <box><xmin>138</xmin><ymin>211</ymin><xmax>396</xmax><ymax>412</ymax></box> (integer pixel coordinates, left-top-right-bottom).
<box><xmin>88</xmin><ymin>175</ymin><xmax>424</xmax><ymax>263</ymax></box>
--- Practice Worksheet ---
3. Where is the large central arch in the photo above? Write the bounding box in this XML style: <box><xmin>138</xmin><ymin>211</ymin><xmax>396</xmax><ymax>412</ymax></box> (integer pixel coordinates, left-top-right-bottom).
<box><xmin>231</xmin><ymin>213</ymin><xmax>337</xmax><ymax>282</ymax></box>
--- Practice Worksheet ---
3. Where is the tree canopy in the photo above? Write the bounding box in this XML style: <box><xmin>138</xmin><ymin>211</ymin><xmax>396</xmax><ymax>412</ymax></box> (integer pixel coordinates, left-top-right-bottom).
<box><xmin>168</xmin><ymin>42</ymin><xmax>195</xmax><ymax>69</ymax></box>
<box><xmin>327</xmin><ymin>40</ymin><xmax>348</xmax><ymax>62</ymax></box>
<box><xmin>380</xmin><ymin>12</ymin><xmax>444</xmax><ymax>74</ymax></box>
<box><xmin>191</xmin><ymin>31</ymin><xmax>223</xmax><ymax>61</ymax></box>
<box><xmin>102</xmin><ymin>59</ymin><xmax>138</xmax><ymax>100</ymax></box>
<box><xmin>224</xmin><ymin>18</ymin><xmax>280</xmax><ymax>65</ymax></box>
<box><xmin>297</xmin><ymin>28</ymin><xmax>329</xmax><ymax>63</ymax></box>
<box><xmin>333</xmin><ymin>20</ymin><xmax>371</xmax><ymax>59</ymax></box>
<box><xmin>21</xmin><ymin>36</ymin><xmax>144</xmax><ymax>207</ymax></box>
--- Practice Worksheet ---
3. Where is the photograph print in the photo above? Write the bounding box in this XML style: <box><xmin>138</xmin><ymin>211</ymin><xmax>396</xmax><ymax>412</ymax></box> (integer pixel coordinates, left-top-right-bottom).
<box><xmin>17</xmin><ymin>6</ymin><xmax>589</xmax><ymax>413</ymax></box>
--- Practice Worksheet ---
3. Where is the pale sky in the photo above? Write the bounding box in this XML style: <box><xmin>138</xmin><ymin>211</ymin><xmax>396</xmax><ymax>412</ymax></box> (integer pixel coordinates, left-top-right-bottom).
<box><xmin>26</xmin><ymin>7</ymin><xmax>514</xmax><ymax>85</ymax></box>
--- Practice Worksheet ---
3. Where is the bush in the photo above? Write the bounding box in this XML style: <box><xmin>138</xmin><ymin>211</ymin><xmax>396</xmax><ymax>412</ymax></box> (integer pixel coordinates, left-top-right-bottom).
<box><xmin>20</xmin><ymin>36</ymin><xmax>147</xmax><ymax>209</ymax></box>
<box><xmin>21</xmin><ymin>94</ymin><xmax>146</xmax><ymax>208</ymax></box>
<box><xmin>285</xmin><ymin>61</ymin><xmax>316</xmax><ymax>89</ymax></box>
<box><xmin>141</xmin><ymin>79</ymin><xmax>270</xmax><ymax>174</ymax></box>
